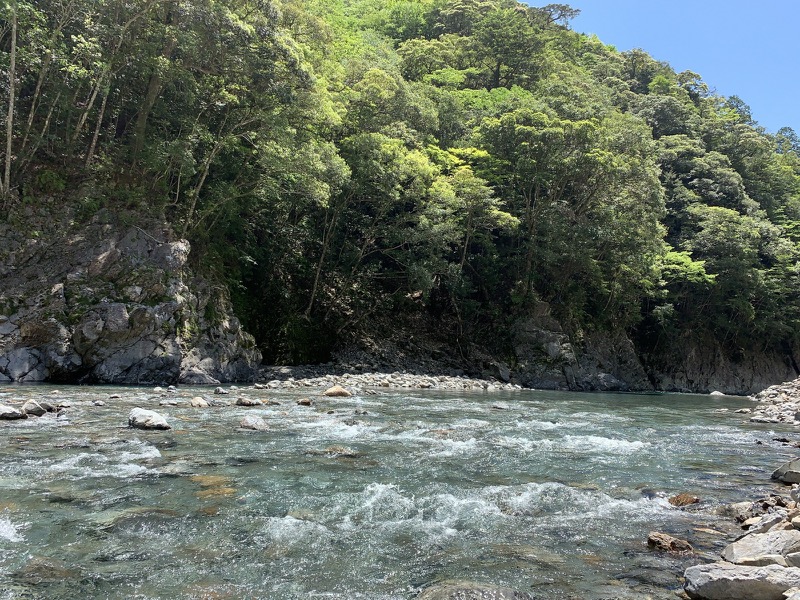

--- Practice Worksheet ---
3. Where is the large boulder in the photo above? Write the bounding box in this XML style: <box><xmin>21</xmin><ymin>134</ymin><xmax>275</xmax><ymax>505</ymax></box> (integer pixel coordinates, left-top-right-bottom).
<box><xmin>128</xmin><ymin>408</ymin><xmax>171</xmax><ymax>430</ymax></box>
<box><xmin>774</xmin><ymin>459</ymin><xmax>800</xmax><ymax>484</ymax></box>
<box><xmin>684</xmin><ymin>563</ymin><xmax>800</xmax><ymax>600</ymax></box>
<box><xmin>722</xmin><ymin>531</ymin><xmax>800</xmax><ymax>566</ymax></box>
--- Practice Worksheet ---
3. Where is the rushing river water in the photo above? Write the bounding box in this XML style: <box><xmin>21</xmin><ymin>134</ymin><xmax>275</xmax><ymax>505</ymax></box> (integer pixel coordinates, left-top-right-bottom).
<box><xmin>0</xmin><ymin>385</ymin><xmax>797</xmax><ymax>599</ymax></box>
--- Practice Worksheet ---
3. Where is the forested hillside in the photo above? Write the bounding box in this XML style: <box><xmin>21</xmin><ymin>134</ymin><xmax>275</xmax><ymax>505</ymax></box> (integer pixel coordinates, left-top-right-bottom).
<box><xmin>1</xmin><ymin>0</ymin><xmax>798</xmax><ymax>381</ymax></box>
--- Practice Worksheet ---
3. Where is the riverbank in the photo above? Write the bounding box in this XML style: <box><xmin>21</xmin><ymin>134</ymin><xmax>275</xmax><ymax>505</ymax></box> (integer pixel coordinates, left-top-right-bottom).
<box><xmin>258</xmin><ymin>364</ymin><xmax>523</xmax><ymax>392</ymax></box>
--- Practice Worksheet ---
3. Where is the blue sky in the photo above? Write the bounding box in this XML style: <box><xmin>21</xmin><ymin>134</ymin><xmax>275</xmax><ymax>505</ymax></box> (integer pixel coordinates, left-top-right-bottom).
<box><xmin>526</xmin><ymin>0</ymin><xmax>799</xmax><ymax>134</ymax></box>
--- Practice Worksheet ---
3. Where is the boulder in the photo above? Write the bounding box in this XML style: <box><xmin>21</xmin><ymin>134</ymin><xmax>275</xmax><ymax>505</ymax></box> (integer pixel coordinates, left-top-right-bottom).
<box><xmin>22</xmin><ymin>400</ymin><xmax>47</xmax><ymax>417</ymax></box>
<box><xmin>722</xmin><ymin>501</ymin><xmax>759</xmax><ymax>523</ymax></box>
<box><xmin>684</xmin><ymin>562</ymin><xmax>800</xmax><ymax>600</ymax></box>
<box><xmin>297</xmin><ymin>398</ymin><xmax>313</xmax><ymax>406</ymax></box>
<box><xmin>416</xmin><ymin>581</ymin><xmax>535</xmax><ymax>599</ymax></box>
<box><xmin>235</xmin><ymin>397</ymin><xmax>261</xmax><ymax>407</ymax></box>
<box><xmin>670</xmin><ymin>493</ymin><xmax>701</xmax><ymax>507</ymax></box>
<box><xmin>773</xmin><ymin>459</ymin><xmax>800</xmax><ymax>484</ymax></box>
<box><xmin>722</xmin><ymin>531</ymin><xmax>800</xmax><ymax>565</ymax></box>
<box><xmin>647</xmin><ymin>531</ymin><xmax>693</xmax><ymax>553</ymax></box>
<box><xmin>0</xmin><ymin>403</ymin><xmax>26</xmax><ymax>419</ymax></box>
<box><xmin>323</xmin><ymin>385</ymin><xmax>351</xmax><ymax>397</ymax></box>
<box><xmin>128</xmin><ymin>408</ymin><xmax>171</xmax><ymax>430</ymax></box>
<box><xmin>239</xmin><ymin>416</ymin><xmax>268</xmax><ymax>431</ymax></box>
<box><xmin>749</xmin><ymin>512</ymin><xmax>790</xmax><ymax>535</ymax></box>
<box><xmin>190</xmin><ymin>397</ymin><xmax>209</xmax><ymax>408</ymax></box>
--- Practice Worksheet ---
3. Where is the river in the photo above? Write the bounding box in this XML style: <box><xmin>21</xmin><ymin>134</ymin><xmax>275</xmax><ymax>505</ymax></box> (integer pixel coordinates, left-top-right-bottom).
<box><xmin>0</xmin><ymin>385</ymin><xmax>796</xmax><ymax>599</ymax></box>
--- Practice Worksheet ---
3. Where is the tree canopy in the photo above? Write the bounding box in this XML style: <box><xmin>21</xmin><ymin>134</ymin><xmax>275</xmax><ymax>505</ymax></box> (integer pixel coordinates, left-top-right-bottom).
<box><xmin>2</xmin><ymin>0</ymin><xmax>798</xmax><ymax>363</ymax></box>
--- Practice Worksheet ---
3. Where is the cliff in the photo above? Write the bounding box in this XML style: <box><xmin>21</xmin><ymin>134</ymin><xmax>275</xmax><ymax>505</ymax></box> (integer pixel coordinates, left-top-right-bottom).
<box><xmin>0</xmin><ymin>204</ymin><xmax>260</xmax><ymax>385</ymax></box>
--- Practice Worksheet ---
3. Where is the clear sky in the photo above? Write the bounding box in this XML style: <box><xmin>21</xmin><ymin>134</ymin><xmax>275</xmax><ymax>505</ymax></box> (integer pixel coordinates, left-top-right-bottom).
<box><xmin>526</xmin><ymin>0</ymin><xmax>800</xmax><ymax>134</ymax></box>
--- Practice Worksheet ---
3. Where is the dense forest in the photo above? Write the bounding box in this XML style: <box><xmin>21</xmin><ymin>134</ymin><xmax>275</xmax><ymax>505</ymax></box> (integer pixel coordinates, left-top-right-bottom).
<box><xmin>1</xmin><ymin>0</ymin><xmax>799</xmax><ymax>368</ymax></box>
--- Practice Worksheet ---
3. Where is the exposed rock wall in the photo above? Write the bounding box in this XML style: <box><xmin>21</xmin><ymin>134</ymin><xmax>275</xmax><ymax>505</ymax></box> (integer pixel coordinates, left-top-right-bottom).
<box><xmin>511</xmin><ymin>304</ymin><xmax>798</xmax><ymax>395</ymax></box>
<box><xmin>641</xmin><ymin>338</ymin><xmax>798</xmax><ymax>396</ymax></box>
<box><xmin>0</xmin><ymin>210</ymin><xmax>260</xmax><ymax>384</ymax></box>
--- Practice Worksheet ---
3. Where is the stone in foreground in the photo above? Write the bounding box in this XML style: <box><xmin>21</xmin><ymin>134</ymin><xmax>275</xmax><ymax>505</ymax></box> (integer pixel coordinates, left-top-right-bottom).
<box><xmin>128</xmin><ymin>408</ymin><xmax>171</xmax><ymax>430</ymax></box>
<box><xmin>722</xmin><ymin>530</ymin><xmax>800</xmax><ymax>565</ymax></box>
<box><xmin>416</xmin><ymin>581</ymin><xmax>535</xmax><ymax>599</ymax></box>
<box><xmin>323</xmin><ymin>385</ymin><xmax>351</xmax><ymax>397</ymax></box>
<box><xmin>684</xmin><ymin>563</ymin><xmax>800</xmax><ymax>600</ymax></box>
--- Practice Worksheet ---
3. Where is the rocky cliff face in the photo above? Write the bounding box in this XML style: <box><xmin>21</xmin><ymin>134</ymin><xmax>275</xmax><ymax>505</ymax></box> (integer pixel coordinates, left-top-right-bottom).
<box><xmin>0</xmin><ymin>208</ymin><xmax>260</xmax><ymax>384</ymax></box>
<box><xmin>512</xmin><ymin>303</ymin><xmax>798</xmax><ymax>395</ymax></box>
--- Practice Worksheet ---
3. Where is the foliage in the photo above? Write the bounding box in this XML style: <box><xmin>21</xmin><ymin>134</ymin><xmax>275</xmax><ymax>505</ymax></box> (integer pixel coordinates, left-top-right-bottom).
<box><xmin>2</xmin><ymin>0</ymin><xmax>798</xmax><ymax>361</ymax></box>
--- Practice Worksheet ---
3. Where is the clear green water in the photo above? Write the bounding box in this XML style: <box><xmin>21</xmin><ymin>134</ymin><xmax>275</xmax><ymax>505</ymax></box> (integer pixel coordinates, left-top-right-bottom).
<box><xmin>0</xmin><ymin>385</ymin><xmax>796</xmax><ymax>599</ymax></box>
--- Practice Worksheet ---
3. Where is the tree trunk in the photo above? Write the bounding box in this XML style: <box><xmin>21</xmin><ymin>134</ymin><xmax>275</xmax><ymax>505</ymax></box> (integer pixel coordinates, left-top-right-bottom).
<box><xmin>85</xmin><ymin>86</ymin><xmax>109</xmax><ymax>168</ymax></box>
<box><xmin>132</xmin><ymin>3</ymin><xmax>178</xmax><ymax>160</ymax></box>
<box><xmin>3</xmin><ymin>3</ymin><xmax>17</xmax><ymax>200</ymax></box>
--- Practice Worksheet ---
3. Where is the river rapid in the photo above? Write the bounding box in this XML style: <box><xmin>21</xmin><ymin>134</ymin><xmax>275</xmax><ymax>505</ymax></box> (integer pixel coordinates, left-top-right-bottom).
<box><xmin>0</xmin><ymin>385</ymin><xmax>796</xmax><ymax>599</ymax></box>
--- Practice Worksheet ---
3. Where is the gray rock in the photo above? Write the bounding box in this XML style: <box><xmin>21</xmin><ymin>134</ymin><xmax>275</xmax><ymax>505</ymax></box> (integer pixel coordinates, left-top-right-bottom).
<box><xmin>0</xmin><ymin>403</ymin><xmax>26</xmax><ymax>419</ymax></box>
<box><xmin>722</xmin><ymin>531</ymin><xmax>800</xmax><ymax>565</ymax></box>
<box><xmin>240</xmin><ymin>416</ymin><xmax>268</xmax><ymax>431</ymax></box>
<box><xmin>774</xmin><ymin>459</ymin><xmax>800</xmax><ymax>484</ymax></box>
<box><xmin>684</xmin><ymin>562</ymin><xmax>800</xmax><ymax>600</ymax></box>
<box><xmin>190</xmin><ymin>397</ymin><xmax>209</xmax><ymax>408</ymax></box>
<box><xmin>721</xmin><ymin>501</ymin><xmax>759</xmax><ymax>523</ymax></box>
<box><xmin>749</xmin><ymin>512</ymin><xmax>790</xmax><ymax>535</ymax></box>
<box><xmin>416</xmin><ymin>581</ymin><xmax>535</xmax><ymax>599</ymax></box>
<box><xmin>786</xmin><ymin>588</ymin><xmax>800</xmax><ymax>600</ymax></box>
<box><xmin>179</xmin><ymin>367</ymin><xmax>220</xmax><ymax>385</ymax></box>
<box><xmin>128</xmin><ymin>408</ymin><xmax>171</xmax><ymax>430</ymax></box>
<box><xmin>235</xmin><ymin>397</ymin><xmax>261</xmax><ymax>407</ymax></box>
<box><xmin>22</xmin><ymin>400</ymin><xmax>47</xmax><ymax>417</ymax></box>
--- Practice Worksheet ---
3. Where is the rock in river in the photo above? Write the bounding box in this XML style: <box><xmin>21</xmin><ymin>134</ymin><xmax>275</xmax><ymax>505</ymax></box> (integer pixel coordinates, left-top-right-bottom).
<box><xmin>323</xmin><ymin>385</ymin><xmax>351</xmax><ymax>397</ymax></box>
<box><xmin>128</xmin><ymin>408</ymin><xmax>171</xmax><ymax>430</ymax></box>
<box><xmin>0</xmin><ymin>403</ymin><xmax>26</xmax><ymax>419</ymax></box>
<box><xmin>239</xmin><ymin>416</ymin><xmax>268</xmax><ymax>431</ymax></box>
<box><xmin>647</xmin><ymin>531</ymin><xmax>693</xmax><ymax>553</ymax></box>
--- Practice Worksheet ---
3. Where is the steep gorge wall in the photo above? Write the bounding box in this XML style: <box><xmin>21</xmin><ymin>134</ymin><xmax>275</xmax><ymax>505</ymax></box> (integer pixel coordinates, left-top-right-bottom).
<box><xmin>511</xmin><ymin>307</ymin><xmax>798</xmax><ymax>395</ymax></box>
<box><xmin>0</xmin><ymin>207</ymin><xmax>260</xmax><ymax>385</ymax></box>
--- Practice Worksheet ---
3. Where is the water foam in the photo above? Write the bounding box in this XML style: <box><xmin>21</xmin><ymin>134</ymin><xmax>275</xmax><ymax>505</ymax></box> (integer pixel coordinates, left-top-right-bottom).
<box><xmin>0</xmin><ymin>516</ymin><xmax>23</xmax><ymax>542</ymax></box>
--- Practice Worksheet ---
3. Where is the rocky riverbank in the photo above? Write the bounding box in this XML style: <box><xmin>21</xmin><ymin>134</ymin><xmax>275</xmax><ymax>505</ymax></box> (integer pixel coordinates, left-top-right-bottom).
<box><xmin>258</xmin><ymin>365</ymin><xmax>522</xmax><ymax>392</ymax></box>
<box><xmin>747</xmin><ymin>377</ymin><xmax>800</xmax><ymax>425</ymax></box>
<box><xmin>676</xmin><ymin>376</ymin><xmax>800</xmax><ymax>599</ymax></box>
<box><xmin>681</xmin><ymin>474</ymin><xmax>800</xmax><ymax>599</ymax></box>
